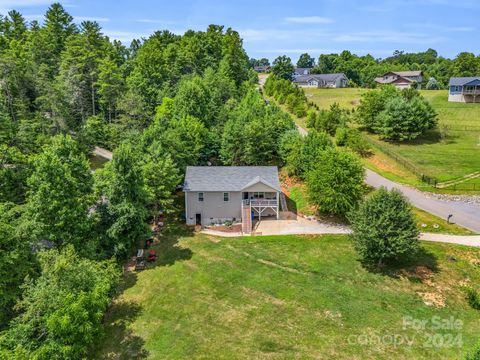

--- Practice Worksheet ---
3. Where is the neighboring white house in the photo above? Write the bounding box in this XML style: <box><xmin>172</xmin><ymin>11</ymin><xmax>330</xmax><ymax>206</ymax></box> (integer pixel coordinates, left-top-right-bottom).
<box><xmin>183</xmin><ymin>166</ymin><xmax>281</xmax><ymax>232</ymax></box>
<box><xmin>374</xmin><ymin>71</ymin><xmax>423</xmax><ymax>89</ymax></box>
<box><xmin>448</xmin><ymin>77</ymin><xmax>480</xmax><ymax>103</ymax></box>
<box><xmin>293</xmin><ymin>73</ymin><xmax>349</xmax><ymax>88</ymax></box>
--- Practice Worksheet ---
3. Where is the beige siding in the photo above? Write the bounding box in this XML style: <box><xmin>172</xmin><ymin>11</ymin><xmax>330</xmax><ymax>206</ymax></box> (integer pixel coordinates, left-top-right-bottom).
<box><xmin>185</xmin><ymin>191</ymin><xmax>242</xmax><ymax>225</ymax></box>
<box><xmin>243</xmin><ymin>183</ymin><xmax>277</xmax><ymax>192</ymax></box>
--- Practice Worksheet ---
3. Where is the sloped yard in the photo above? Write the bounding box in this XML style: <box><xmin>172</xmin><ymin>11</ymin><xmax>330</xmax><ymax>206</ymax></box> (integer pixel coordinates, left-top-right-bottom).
<box><xmin>94</xmin><ymin>228</ymin><xmax>480</xmax><ymax>359</ymax></box>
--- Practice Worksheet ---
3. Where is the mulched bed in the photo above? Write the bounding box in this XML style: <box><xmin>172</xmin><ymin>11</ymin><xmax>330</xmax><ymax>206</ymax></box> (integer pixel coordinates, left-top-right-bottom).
<box><xmin>205</xmin><ymin>224</ymin><xmax>242</xmax><ymax>233</ymax></box>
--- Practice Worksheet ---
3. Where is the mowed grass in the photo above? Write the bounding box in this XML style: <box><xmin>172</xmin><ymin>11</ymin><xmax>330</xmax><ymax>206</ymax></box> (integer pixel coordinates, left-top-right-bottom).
<box><xmin>94</xmin><ymin>225</ymin><xmax>480</xmax><ymax>359</ymax></box>
<box><xmin>305</xmin><ymin>88</ymin><xmax>480</xmax><ymax>182</ymax></box>
<box><xmin>412</xmin><ymin>207</ymin><xmax>473</xmax><ymax>235</ymax></box>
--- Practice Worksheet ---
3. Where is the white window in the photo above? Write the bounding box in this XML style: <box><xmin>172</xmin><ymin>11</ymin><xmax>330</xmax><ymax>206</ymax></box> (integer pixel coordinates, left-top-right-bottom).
<box><xmin>223</xmin><ymin>192</ymin><xmax>229</xmax><ymax>202</ymax></box>
<box><xmin>198</xmin><ymin>192</ymin><xmax>204</xmax><ymax>202</ymax></box>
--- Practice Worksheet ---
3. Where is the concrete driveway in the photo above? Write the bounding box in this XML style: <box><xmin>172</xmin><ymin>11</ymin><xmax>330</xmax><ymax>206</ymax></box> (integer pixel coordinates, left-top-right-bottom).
<box><xmin>253</xmin><ymin>212</ymin><xmax>350</xmax><ymax>236</ymax></box>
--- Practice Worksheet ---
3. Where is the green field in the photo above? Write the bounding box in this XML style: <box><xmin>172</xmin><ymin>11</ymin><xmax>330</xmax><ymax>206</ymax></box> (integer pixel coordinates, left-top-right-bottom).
<box><xmin>94</xmin><ymin>225</ymin><xmax>480</xmax><ymax>359</ymax></box>
<box><xmin>305</xmin><ymin>88</ymin><xmax>480</xmax><ymax>183</ymax></box>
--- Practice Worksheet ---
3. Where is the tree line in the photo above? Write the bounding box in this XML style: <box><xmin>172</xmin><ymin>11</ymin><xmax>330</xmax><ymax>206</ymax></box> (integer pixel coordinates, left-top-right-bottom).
<box><xmin>251</xmin><ymin>48</ymin><xmax>480</xmax><ymax>88</ymax></box>
<box><xmin>0</xmin><ymin>3</ymin><xmax>297</xmax><ymax>358</ymax></box>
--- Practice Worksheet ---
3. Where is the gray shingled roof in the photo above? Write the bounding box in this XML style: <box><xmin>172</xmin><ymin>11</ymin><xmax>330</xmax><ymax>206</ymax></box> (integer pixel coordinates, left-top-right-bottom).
<box><xmin>448</xmin><ymin>77</ymin><xmax>480</xmax><ymax>86</ymax></box>
<box><xmin>294</xmin><ymin>67</ymin><xmax>312</xmax><ymax>75</ymax></box>
<box><xmin>184</xmin><ymin>166</ymin><xmax>281</xmax><ymax>192</ymax></box>
<box><xmin>293</xmin><ymin>73</ymin><xmax>347</xmax><ymax>83</ymax></box>
<box><xmin>391</xmin><ymin>70</ymin><xmax>422</xmax><ymax>77</ymax></box>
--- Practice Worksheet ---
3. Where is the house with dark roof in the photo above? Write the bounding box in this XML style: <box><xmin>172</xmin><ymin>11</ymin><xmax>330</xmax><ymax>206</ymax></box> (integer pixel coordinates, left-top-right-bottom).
<box><xmin>293</xmin><ymin>67</ymin><xmax>312</xmax><ymax>77</ymax></box>
<box><xmin>448</xmin><ymin>77</ymin><xmax>480</xmax><ymax>103</ymax></box>
<box><xmin>293</xmin><ymin>73</ymin><xmax>348</xmax><ymax>88</ymax></box>
<box><xmin>254</xmin><ymin>65</ymin><xmax>270</xmax><ymax>73</ymax></box>
<box><xmin>374</xmin><ymin>71</ymin><xmax>423</xmax><ymax>89</ymax></box>
<box><xmin>183</xmin><ymin>166</ymin><xmax>281</xmax><ymax>232</ymax></box>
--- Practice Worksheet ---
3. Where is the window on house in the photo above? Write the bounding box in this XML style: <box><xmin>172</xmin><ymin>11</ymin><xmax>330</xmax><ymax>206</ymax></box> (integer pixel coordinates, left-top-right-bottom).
<box><xmin>223</xmin><ymin>192</ymin><xmax>229</xmax><ymax>202</ymax></box>
<box><xmin>198</xmin><ymin>192</ymin><xmax>204</xmax><ymax>202</ymax></box>
<box><xmin>253</xmin><ymin>192</ymin><xmax>264</xmax><ymax>199</ymax></box>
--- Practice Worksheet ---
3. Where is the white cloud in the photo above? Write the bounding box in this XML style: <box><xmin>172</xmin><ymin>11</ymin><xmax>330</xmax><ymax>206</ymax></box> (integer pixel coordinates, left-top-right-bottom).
<box><xmin>23</xmin><ymin>13</ymin><xmax>43</xmax><ymax>21</ymax></box>
<box><xmin>284</xmin><ymin>16</ymin><xmax>334</xmax><ymax>24</ymax></box>
<box><xmin>258</xmin><ymin>48</ymin><xmax>394</xmax><ymax>56</ymax></box>
<box><xmin>103</xmin><ymin>30</ymin><xmax>147</xmax><ymax>43</ymax></box>
<box><xmin>136</xmin><ymin>19</ymin><xmax>176</xmax><ymax>24</ymax></box>
<box><xmin>240</xmin><ymin>28</ymin><xmax>330</xmax><ymax>42</ymax></box>
<box><xmin>74</xmin><ymin>16</ymin><xmax>110</xmax><ymax>22</ymax></box>
<box><xmin>334</xmin><ymin>31</ymin><xmax>445</xmax><ymax>44</ymax></box>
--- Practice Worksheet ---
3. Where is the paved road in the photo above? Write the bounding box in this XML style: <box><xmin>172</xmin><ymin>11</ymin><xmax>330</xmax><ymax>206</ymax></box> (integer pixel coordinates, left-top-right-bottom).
<box><xmin>366</xmin><ymin>170</ymin><xmax>480</xmax><ymax>233</ymax></box>
<box><xmin>296</xmin><ymin>123</ymin><xmax>480</xmax><ymax>233</ymax></box>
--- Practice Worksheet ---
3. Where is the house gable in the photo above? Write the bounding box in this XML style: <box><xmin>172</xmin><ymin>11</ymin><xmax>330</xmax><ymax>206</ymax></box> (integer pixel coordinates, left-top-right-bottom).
<box><xmin>241</xmin><ymin>177</ymin><xmax>280</xmax><ymax>193</ymax></box>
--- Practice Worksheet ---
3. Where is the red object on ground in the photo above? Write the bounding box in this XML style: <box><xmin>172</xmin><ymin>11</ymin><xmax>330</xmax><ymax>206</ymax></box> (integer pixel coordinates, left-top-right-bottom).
<box><xmin>147</xmin><ymin>250</ymin><xmax>157</xmax><ymax>262</ymax></box>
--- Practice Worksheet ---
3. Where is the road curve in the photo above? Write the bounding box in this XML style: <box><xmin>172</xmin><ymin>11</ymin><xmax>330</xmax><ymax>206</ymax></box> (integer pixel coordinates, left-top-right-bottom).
<box><xmin>296</xmin><ymin>124</ymin><xmax>480</xmax><ymax>233</ymax></box>
<box><xmin>366</xmin><ymin>170</ymin><xmax>480</xmax><ymax>233</ymax></box>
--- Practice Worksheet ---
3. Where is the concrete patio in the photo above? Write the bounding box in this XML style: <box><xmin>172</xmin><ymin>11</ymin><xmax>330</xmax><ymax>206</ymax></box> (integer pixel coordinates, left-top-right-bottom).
<box><xmin>252</xmin><ymin>211</ymin><xmax>350</xmax><ymax>236</ymax></box>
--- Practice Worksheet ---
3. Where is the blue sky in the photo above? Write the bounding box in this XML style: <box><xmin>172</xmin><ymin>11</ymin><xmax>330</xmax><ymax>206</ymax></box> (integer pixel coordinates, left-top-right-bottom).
<box><xmin>2</xmin><ymin>0</ymin><xmax>479</xmax><ymax>61</ymax></box>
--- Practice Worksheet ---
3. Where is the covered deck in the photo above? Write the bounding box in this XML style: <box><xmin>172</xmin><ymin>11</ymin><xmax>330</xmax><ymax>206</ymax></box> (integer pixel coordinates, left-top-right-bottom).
<box><xmin>241</xmin><ymin>191</ymin><xmax>280</xmax><ymax>234</ymax></box>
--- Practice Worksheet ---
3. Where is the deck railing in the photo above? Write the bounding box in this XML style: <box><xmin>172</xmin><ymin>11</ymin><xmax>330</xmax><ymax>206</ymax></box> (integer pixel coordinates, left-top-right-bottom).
<box><xmin>463</xmin><ymin>88</ymin><xmax>480</xmax><ymax>95</ymax></box>
<box><xmin>242</xmin><ymin>199</ymin><xmax>277</xmax><ymax>207</ymax></box>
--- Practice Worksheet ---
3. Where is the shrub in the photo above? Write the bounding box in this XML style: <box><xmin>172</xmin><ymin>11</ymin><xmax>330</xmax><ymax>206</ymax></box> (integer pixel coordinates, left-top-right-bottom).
<box><xmin>426</xmin><ymin>77</ymin><xmax>439</xmax><ymax>90</ymax></box>
<box><xmin>356</xmin><ymin>85</ymin><xmax>437</xmax><ymax>141</ymax></box>
<box><xmin>279</xmin><ymin>130</ymin><xmax>304</xmax><ymax>176</ymax></box>
<box><xmin>375</xmin><ymin>96</ymin><xmax>437</xmax><ymax>141</ymax></box>
<box><xmin>0</xmin><ymin>245</ymin><xmax>119</xmax><ymax>359</ymax></box>
<box><xmin>466</xmin><ymin>341</ymin><xmax>480</xmax><ymax>360</ymax></box>
<box><xmin>349</xmin><ymin>187</ymin><xmax>419</xmax><ymax>266</ymax></box>
<box><xmin>465</xmin><ymin>287</ymin><xmax>480</xmax><ymax>310</ymax></box>
<box><xmin>302</xmin><ymin>130</ymin><xmax>333</xmax><ymax>176</ymax></box>
<box><xmin>345</xmin><ymin>129</ymin><xmax>371</xmax><ymax>157</ymax></box>
<box><xmin>306</xmin><ymin>147</ymin><xmax>364</xmax><ymax>216</ymax></box>
<box><xmin>335</xmin><ymin>127</ymin><xmax>349</xmax><ymax>146</ymax></box>
<box><xmin>293</xmin><ymin>103</ymin><xmax>307</xmax><ymax>117</ymax></box>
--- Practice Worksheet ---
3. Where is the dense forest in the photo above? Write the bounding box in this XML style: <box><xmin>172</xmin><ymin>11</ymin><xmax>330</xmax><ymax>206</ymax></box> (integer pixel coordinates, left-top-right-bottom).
<box><xmin>1</xmin><ymin>2</ymin><xmax>479</xmax><ymax>358</ymax></box>
<box><xmin>0</xmin><ymin>3</ymin><xmax>297</xmax><ymax>358</ymax></box>
<box><xmin>252</xmin><ymin>48</ymin><xmax>480</xmax><ymax>88</ymax></box>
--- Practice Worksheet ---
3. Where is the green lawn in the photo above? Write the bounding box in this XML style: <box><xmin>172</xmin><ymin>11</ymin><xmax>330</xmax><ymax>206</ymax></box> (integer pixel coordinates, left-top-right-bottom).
<box><xmin>412</xmin><ymin>207</ymin><xmax>473</xmax><ymax>235</ymax></box>
<box><xmin>305</xmin><ymin>88</ymin><xmax>480</xmax><ymax>183</ymax></box>
<box><xmin>94</xmin><ymin>225</ymin><xmax>480</xmax><ymax>359</ymax></box>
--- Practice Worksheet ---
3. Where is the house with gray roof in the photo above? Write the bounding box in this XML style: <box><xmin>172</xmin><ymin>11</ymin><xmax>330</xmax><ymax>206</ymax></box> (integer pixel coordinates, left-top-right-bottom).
<box><xmin>293</xmin><ymin>73</ymin><xmax>348</xmax><ymax>88</ymax></box>
<box><xmin>448</xmin><ymin>77</ymin><xmax>480</xmax><ymax>103</ymax></box>
<box><xmin>293</xmin><ymin>67</ymin><xmax>312</xmax><ymax>77</ymax></box>
<box><xmin>375</xmin><ymin>71</ymin><xmax>423</xmax><ymax>89</ymax></box>
<box><xmin>184</xmin><ymin>166</ymin><xmax>281</xmax><ymax>232</ymax></box>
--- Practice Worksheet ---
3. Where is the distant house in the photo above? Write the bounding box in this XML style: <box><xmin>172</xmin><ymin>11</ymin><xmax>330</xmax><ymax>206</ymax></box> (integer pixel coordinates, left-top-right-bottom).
<box><xmin>293</xmin><ymin>67</ymin><xmax>312</xmax><ymax>76</ymax></box>
<box><xmin>254</xmin><ymin>65</ymin><xmax>270</xmax><ymax>73</ymax></box>
<box><xmin>184</xmin><ymin>166</ymin><xmax>281</xmax><ymax>233</ymax></box>
<box><xmin>375</xmin><ymin>71</ymin><xmax>423</xmax><ymax>89</ymax></box>
<box><xmin>293</xmin><ymin>73</ymin><xmax>349</xmax><ymax>88</ymax></box>
<box><xmin>448</xmin><ymin>77</ymin><xmax>480</xmax><ymax>103</ymax></box>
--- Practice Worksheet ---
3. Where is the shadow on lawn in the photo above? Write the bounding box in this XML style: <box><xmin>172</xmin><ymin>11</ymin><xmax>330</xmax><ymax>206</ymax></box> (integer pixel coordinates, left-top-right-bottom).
<box><xmin>362</xmin><ymin>247</ymin><xmax>439</xmax><ymax>281</ymax></box>
<box><xmin>149</xmin><ymin>219</ymin><xmax>194</xmax><ymax>268</ymax></box>
<box><xmin>391</xmin><ymin>129</ymin><xmax>458</xmax><ymax>146</ymax></box>
<box><xmin>93</xmin><ymin>301</ymin><xmax>149</xmax><ymax>359</ymax></box>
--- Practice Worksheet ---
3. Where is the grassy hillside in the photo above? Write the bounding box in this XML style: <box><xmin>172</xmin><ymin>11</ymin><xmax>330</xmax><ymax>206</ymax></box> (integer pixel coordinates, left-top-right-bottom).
<box><xmin>94</xmin><ymin>227</ymin><xmax>480</xmax><ymax>359</ymax></box>
<box><xmin>305</xmin><ymin>88</ymin><xmax>480</xmax><ymax>182</ymax></box>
